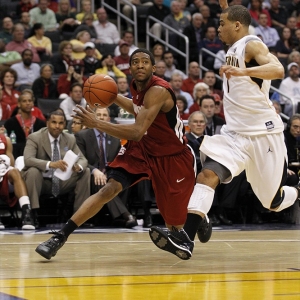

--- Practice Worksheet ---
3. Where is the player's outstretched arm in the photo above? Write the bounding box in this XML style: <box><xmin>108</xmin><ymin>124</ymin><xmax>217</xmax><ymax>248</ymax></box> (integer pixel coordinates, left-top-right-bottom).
<box><xmin>114</xmin><ymin>94</ymin><xmax>135</xmax><ymax>115</ymax></box>
<box><xmin>73</xmin><ymin>86</ymin><xmax>173</xmax><ymax>142</ymax></box>
<box><xmin>220</xmin><ymin>41</ymin><xmax>284</xmax><ymax>80</ymax></box>
<box><xmin>219</xmin><ymin>0</ymin><xmax>228</xmax><ymax>10</ymax></box>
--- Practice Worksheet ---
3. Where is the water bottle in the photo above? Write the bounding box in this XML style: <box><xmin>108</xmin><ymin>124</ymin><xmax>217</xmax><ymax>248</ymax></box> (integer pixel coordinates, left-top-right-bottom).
<box><xmin>10</xmin><ymin>130</ymin><xmax>16</xmax><ymax>144</ymax></box>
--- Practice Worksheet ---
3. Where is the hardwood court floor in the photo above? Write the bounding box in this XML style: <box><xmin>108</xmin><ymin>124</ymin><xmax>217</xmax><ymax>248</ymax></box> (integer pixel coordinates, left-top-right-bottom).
<box><xmin>0</xmin><ymin>225</ymin><xmax>300</xmax><ymax>300</ymax></box>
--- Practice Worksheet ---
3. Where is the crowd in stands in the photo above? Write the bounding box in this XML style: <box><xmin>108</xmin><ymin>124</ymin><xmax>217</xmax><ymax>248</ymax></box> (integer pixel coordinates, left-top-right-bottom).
<box><xmin>0</xmin><ymin>0</ymin><xmax>300</xmax><ymax>230</ymax></box>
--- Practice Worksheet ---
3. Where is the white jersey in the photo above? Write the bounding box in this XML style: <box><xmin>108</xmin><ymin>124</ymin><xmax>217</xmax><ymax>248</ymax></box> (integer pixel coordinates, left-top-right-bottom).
<box><xmin>223</xmin><ymin>35</ymin><xmax>284</xmax><ymax>135</ymax></box>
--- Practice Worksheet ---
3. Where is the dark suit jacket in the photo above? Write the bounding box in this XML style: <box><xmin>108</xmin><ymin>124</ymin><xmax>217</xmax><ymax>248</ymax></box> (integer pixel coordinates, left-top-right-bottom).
<box><xmin>22</xmin><ymin>127</ymin><xmax>88</xmax><ymax>172</ymax></box>
<box><xmin>182</xmin><ymin>23</ymin><xmax>201</xmax><ymax>63</ymax></box>
<box><xmin>4</xmin><ymin>117</ymin><xmax>46</xmax><ymax>159</ymax></box>
<box><xmin>75</xmin><ymin>129</ymin><xmax>120</xmax><ymax>173</ymax></box>
<box><xmin>186</xmin><ymin>132</ymin><xmax>203</xmax><ymax>175</ymax></box>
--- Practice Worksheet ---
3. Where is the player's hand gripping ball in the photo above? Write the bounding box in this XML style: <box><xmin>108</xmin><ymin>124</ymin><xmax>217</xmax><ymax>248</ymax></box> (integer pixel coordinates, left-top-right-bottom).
<box><xmin>83</xmin><ymin>74</ymin><xmax>118</xmax><ymax>108</ymax></box>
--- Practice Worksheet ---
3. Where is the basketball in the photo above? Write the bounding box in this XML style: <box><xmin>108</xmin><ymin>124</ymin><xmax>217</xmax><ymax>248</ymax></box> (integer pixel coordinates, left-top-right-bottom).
<box><xmin>83</xmin><ymin>74</ymin><xmax>118</xmax><ymax>108</ymax></box>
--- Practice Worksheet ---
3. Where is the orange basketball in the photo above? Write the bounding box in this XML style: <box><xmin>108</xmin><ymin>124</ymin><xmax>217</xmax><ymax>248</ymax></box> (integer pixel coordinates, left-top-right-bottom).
<box><xmin>83</xmin><ymin>74</ymin><xmax>118</xmax><ymax>108</ymax></box>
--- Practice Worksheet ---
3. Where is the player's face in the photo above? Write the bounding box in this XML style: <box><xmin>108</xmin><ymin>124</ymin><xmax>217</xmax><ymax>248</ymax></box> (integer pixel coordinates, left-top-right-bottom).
<box><xmin>47</xmin><ymin>115</ymin><xmax>66</xmax><ymax>138</ymax></box>
<box><xmin>218</xmin><ymin>13</ymin><xmax>236</xmax><ymax>45</ymax></box>
<box><xmin>290</xmin><ymin>119</ymin><xmax>300</xmax><ymax>138</ymax></box>
<box><xmin>189</xmin><ymin>114</ymin><xmax>206</xmax><ymax>136</ymax></box>
<box><xmin>200</xmin><ymin>99</ymin><xmax>215</xmax><ymax>118</ymax></box>
<box><xmin>130</xmin><ymin>52</ymin><xmax>155</xmax><ymax>83</ymax></box>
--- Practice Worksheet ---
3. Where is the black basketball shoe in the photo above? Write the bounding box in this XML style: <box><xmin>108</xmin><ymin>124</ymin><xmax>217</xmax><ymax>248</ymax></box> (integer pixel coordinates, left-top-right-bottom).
<box><xmin>35</xmin><ymin>231</ymin><xmax>67</xmax><ymax>260</ymax></box>
<box><xmin>197</xmin><ymin>216</ymin><xmax>212</xmax><ymax>243</ymax></box>
<box><xmin>149</xmin><ymin>226</ymin><xmax>194</xmax><ymax>260</ymax></box>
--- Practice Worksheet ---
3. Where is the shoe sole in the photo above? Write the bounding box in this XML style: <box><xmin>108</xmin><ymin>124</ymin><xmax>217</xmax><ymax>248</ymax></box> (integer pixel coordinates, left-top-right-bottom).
<box><xmin>197</xmin><ymin>219</ymin><xmax>212</xmax><ymax>243</ymax></box>
<box><xmin>22</xmin><ymin>224</ymin><xmax>35</xmax><ymax>230</ymax></box>
<box><xmin>35</xmin><ymin>245</ymin><xmax>55</xmax><ymax>260</ymax></box>
<box><xmin>149</xmin><ymin>227</ymin><xmax>192</xmax><ymax>260</ymax></box>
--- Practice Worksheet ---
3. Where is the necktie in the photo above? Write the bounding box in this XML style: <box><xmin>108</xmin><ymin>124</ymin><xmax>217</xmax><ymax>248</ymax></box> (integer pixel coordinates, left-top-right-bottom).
<box><xmin>52</xmin><ymin>139</ymin><xmax>60</xmax><ymax>197</ymax></box>
<box><xmin>98</xmin><ymin>132</ymin><xmax>105</xmax><ymax>172</ymax></box>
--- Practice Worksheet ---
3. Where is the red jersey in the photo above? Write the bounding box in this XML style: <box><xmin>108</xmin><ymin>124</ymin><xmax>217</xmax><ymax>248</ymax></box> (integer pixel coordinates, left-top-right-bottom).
<box><xmin>131</xmin><ymin>75</ymin><xmax>186</xmax><ymax>157</ymax></box>
<box><xmin>0</xmin><ymin>134</ymin><xmax>17</xmax><ymax>207</ymax></box>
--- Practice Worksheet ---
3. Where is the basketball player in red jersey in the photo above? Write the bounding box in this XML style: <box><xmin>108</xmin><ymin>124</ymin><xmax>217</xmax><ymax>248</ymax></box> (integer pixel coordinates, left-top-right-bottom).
<box><xmin>35</xmin><ymin>48</ymin><xmax>210</xmax><ymax>261</ymax></box>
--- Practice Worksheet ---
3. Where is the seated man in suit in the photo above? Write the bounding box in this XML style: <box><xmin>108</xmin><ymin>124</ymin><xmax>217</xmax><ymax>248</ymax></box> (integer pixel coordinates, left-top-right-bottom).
<box><xmin>75</xmin><ymin>107</ymin><xmax>137</xmax><ymax>228</ymax></box>
<box><xmin>21</xmin><ymin>110</ymin><xmax>90</xmax><ymax>225</ymax></box>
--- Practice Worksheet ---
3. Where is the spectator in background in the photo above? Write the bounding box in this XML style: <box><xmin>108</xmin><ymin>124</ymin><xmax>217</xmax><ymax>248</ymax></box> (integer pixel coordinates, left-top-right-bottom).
<box><xmin>32</xmin><ymin>63</ymin><xmax>58</xmax><ymax>102</ymax></box>
<box><xmin>73</xmin><ymin>13</ymin><xmax>99</xmax><ymax>42</ymax></box>
<box><xmin>176</xmin><ymin>94</ymin><xmax>190</xmax><ymax>120</ymax></box>
<box><xmin>151</xmin><ymin>42</ymin><xmax>165</xmax><ymax>64</ymax></box>
<box><xmin>163</xmin><ymin>50</ymin><xmax>187</xmax><ymax>79</ymax></box>
<box><xmin>71</xmin><ymin>116</ymin><xmax>86</xmax><ymax>134</ymax></box>
<box><xmin>122</xmin><ymin>0</ymin><xmax>153</xmax><ymax>32</ymax></box>
<box><xmin>286</xmin><ymin>0</ymin><xmax>300</xmax><ymax>18</ymax></box>
<box><xmin>147</xmin><ymin>0</ymin><xmax>171</xmax><ymax>40</ymax></box>
<box><xmin>16</xmin><ymin>0</ymin><xmax>34</xmax><ymax>18</ymax></box>
<box><xmin>76</xmin><ymin>0</ymin><xmax>97</xmax><ymax>22</ymax></box>
<box><xmin>0</xmin><ymin>68</ymin><xmax>20</xmax><ymax>111</ymax></box>
<box><xmin>0</xmin><ymin>87</ymin><xmax>12</xmax><ymax>122</ymax></box>
<box><xmin>185</xmin><ymin>111</ymin><xmax>207</xmax><ymax>174</ymax></box>
<box><xmin>254</xmin><ymin>13</ymin><xmax>280</xmax><ymax>48</ymax></box>
<box><xmin>57</xmin><ymin>60</ymin><xmax>85</xmax><ymax>95</ymax></box>
<box><xmin>83</xmin><ymin>42</ymin><xmax>102</xmax><ymax>77</ymax></box>
<box><xmin>29</xmin><ymin>0</ymin><xmax>57</xmax><ymax>32</ymax></box>
<box><xmin>199</xmin><ymin>5</ymin><xmax>218</xmax><ymax>34</ymax></box>
<box><xmin>60</xmin><ymin>83</ymin><xmax>86</xmax><ymax>123</ymax></box>
<box><xmin>275</xmin><ymin>27</ymin><xmax>295</xmax><ymax>66</ymax></box>
<box><xmin>95</xmin><ymin>54</ymin><xmax>126</xmax><ymax>80</ymax></box>
<box><xmin>115</xmin><ymin>31</ymin><xmax>138</xmax><ymax>58</ymax></box>
<box><xmin>188</xmin><ymin>82</ymin><xmax>210</xmax><ymax>114</ymax></box>
<box><xmin>70</xmin><ymin>31</ymin><xmax>102</xmax><ymax>61</ymax></box>
<box><xmin>55</xmin><ymin>0</ymin><xmax>78</xmax><ymax>33</ymax></box>
<box><xmin>153</xmin><ymin>60</ymin><xmax>170</xmax><ymax>82</ymax></box>
<box><xmin>50</xmin><ymin>41</ymin><xmax>73</xmax><ymax>74</ymax></box>
<box><xmin>182</xmin><ymin>13</ymin><xmax>203</xmax><ymax>63</ymax></box>
<box><xmin>19</xmin><ymin>12</ymin><xmax>32</xmax><ymax>39</ymax></box>
<box><xmin>113</xmin><ymin>40</ymin><xmax>131</xmax><ymax>79</ymax></box>
<box><xmin>182</xmin><ymin>61</ymin><xmax>202</xmax><ymax>98</ymax></box>
<box><xmin>93</xmin><ymin>7</ymin><xmax>120</xmax><ymax>44</ymax></box>
<box><xmin>202</xmin><ymin>70</ymin><xmax>223</xmax><ymax>98</ymax></box>
<box><xmin>163</xmin><ymin>1</ymin><xmax>190</xmax><ymax>50</ymax></box>
<box><xmin>205</xmin><ymin>0</ymin><xmax>222</xmax><ymax>19</ymax></box>
<box><xmin>0</xmin><ymin>18</ymin><xmax>14</xmax><ymax>44</ymax></box>
<box><xmin>6</xmin><ymin>24</ymin><xmax>40</xmax><ymax>63</ymax></box>
<box><xmin>27</xmin><ymin>23</ymin><xmax>52</xmax><ymax>62</ymax></box>
<box><xmin>285</xmin><ymin>16</ymin><xmax>298</xmax><ymax>41</ymax></box>
<box><xmin>4</xmin><ymin>89</ymin><xmax>46</xmax><ymax>159</ymax></box>
<box><xmin>11</xmin><ymin>49</ymin><xmax>40</xmax><ymax>90</ymax></box>
<box><xmin>268</xmin><ymin>0</ymin><xmax>289</xmax><ymax>31</ymax></box>
<box><xmin>116</xmin><ymin>77</ymin><xmax>132</xmax><ymax>98</ymax></box>
<box><xmin>21</xmin><ymin>110</ymin><xmax>90</xmax><ymax>226</ymax></box>
<box><xmin>199</xmin><ymin>94</ymin><xmax>225</xmax><ymax>136</ymax></box>
<box><xmin>201</xmin><ymin>26</ymin><xmax>224</xmax><ymax>70</ymax></box>
<box><xmin>279</xmin><ymin>62</ymin><xmax>300</xmax><ymax>118</ymax></box>
<box><xmin>169</xmin><ymin>72</ymin><xmax>194</xmax><ymax>111</ymax></box>
<box><xmin>0</xmin><ymin>39</ymin><xmax>22</xmax><ymax>71</ymax></box>
<box><xmin>249</xmin><ymin>0</ymin><xmax>272</xmax><ymax>27</ymax></box>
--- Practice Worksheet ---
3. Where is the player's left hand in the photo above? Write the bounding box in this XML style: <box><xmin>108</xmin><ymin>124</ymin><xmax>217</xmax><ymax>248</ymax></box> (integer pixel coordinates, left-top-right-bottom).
<box><xmin>72</xmin><ymin>105</ymin><xmax>98</xmax><ymax>128</ymax></box>
<box><xmin>220</xmin><ymin>65</ymin><xmax>245</xmax><ymax>79</ymax></box>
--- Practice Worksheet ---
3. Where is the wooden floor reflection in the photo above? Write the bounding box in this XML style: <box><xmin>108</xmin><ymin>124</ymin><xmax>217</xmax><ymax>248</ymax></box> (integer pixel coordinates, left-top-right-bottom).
<box><xmin>0</xmin><ymin>226</ymin><xmax>300</xmax><ymax>300</ymax></box>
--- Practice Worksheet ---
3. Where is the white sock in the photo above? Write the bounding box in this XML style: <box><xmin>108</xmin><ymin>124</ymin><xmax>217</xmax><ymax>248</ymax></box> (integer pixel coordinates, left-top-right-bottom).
<box><xmin>187</xmin><ymin>183</ymin><xmax>215</xmax><ymax>215</ymax></box>
<box><xmin>19</xmin><ymin>196</ymin><xmax>30</xmax><ymax>209</ymax></box>
<box><xmin>274</xmin><ymin>186</ymin><xmax>298</xmax><ymax>212</ymax></box>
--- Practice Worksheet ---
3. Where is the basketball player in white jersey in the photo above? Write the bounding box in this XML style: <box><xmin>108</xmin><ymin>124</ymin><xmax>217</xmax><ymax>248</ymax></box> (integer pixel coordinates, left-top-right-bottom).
<box><xmin>150</xmin><ymin>0</ymin><xmax>300</xmax><ymax>259</ymax></box>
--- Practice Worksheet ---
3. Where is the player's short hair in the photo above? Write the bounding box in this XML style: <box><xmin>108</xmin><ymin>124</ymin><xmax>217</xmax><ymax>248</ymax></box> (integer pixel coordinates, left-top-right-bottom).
<box><xmin>223</xmin><ymin>5</ymin><xmax>251</xmax><ymax>27</ymax></box>
<box><xmin>129</xmin><ymin>48</ymin><xmax>155</xmax><ymax>66</ymax></box>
